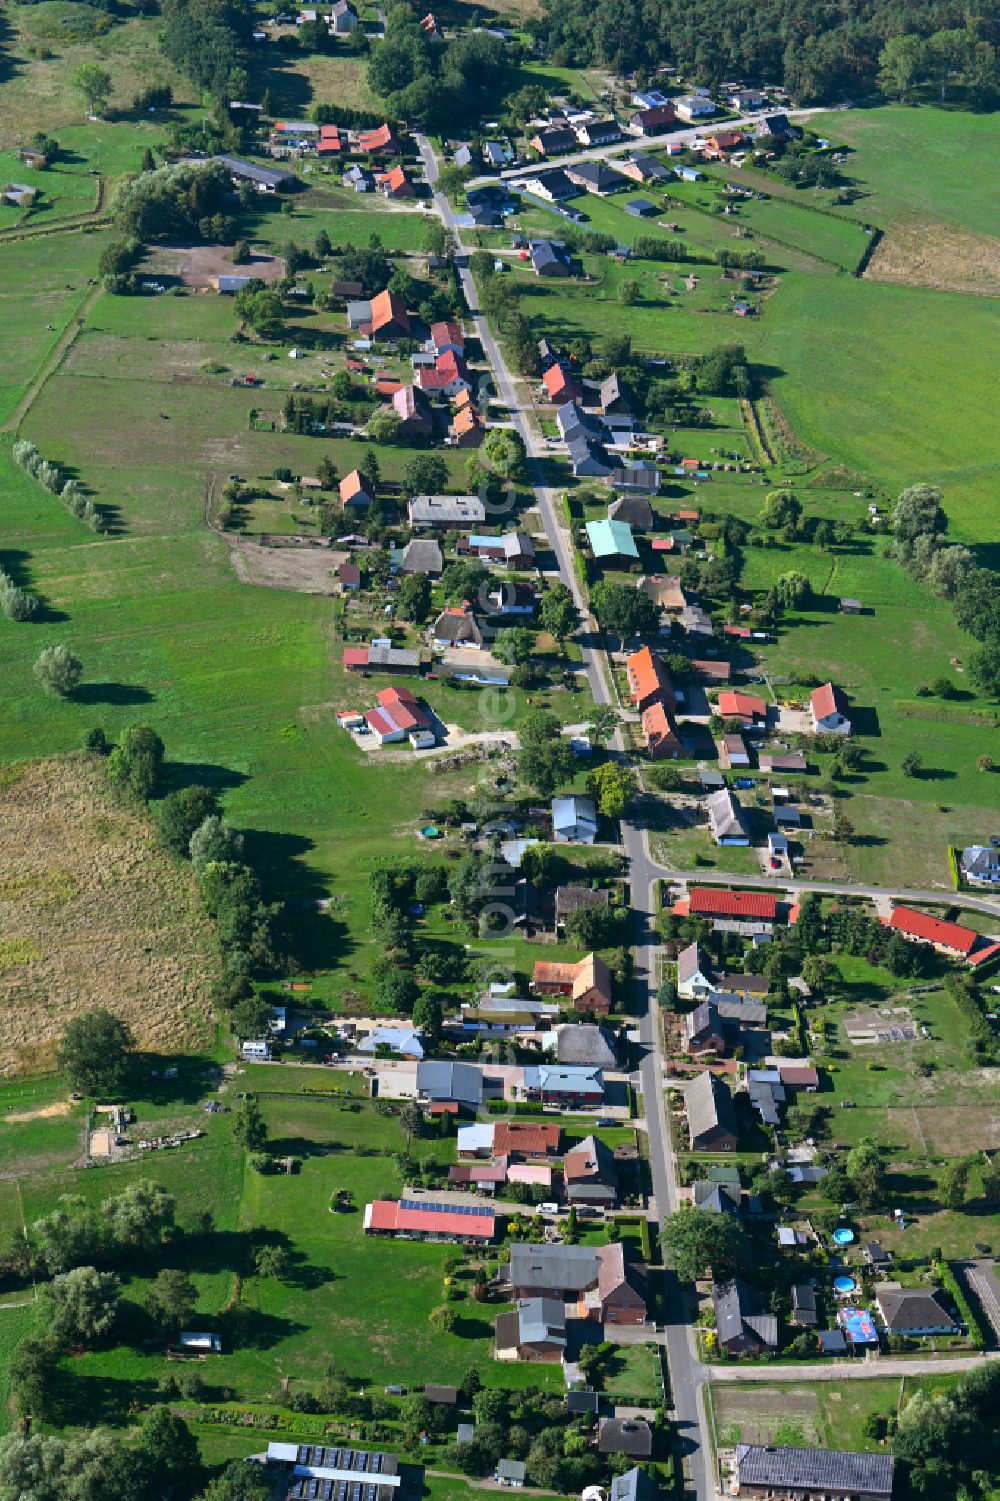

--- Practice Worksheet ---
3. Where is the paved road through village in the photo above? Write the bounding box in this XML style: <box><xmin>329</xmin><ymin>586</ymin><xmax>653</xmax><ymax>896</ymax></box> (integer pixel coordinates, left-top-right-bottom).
<box><xmin>414</xmin><ymin>133</ymin><xmax>997</xmax><ymax>1498</ymax></box>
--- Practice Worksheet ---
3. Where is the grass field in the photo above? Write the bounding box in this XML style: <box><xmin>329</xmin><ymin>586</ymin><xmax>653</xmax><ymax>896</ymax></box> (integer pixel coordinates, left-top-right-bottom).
<box><xmin>710</xmin><ymin>1376</ymin><xmax>928</xmax><ymax>1453</ymax></box>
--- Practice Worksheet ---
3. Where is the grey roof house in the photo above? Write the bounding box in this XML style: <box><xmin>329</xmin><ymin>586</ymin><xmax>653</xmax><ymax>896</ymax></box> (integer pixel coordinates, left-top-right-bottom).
<box><xmin>684</xmin><ymin>1070</ymin><xmax>737</xmax><ymax>1151</ymax></box>
<box><xmin>733</xmin><ymin>1444</ymin><xmax>893</xmax><ymax>1499</ymax></box>
<box><xmin>400</xmin><ymin>538</ymin><xmax>444</xmax><ymax>576</ymax></box>
<box><xmin>874</xmin><ymin>1284</ymin><xmax>958</xmax><ymax>1337</ymax></box>
<box><xmin>417</xmin><ymin>1060</ymin><xmax>485</xmax><ymax>1108</ymax></box>
<box><xmin>713</xmin><ymin>1278</ymin><xmax>778</xmax><ymax>1354</ymax></box>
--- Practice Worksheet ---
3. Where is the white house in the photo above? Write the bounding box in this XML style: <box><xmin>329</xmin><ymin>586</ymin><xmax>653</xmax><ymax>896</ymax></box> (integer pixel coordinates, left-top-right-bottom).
<box><xmin>241</xmin><ymin>1039</ymin><xmax>270</xmax><ymax>1059</ymax></box>
<box><xmin>677</xmin><ymin>941</ymin><xmax>714</xmax><ymax>999</ymax></box>
<box><xmin>675</xmin><ymin>96</ymin><xmax>717</xmax><ymax>122</ymax></box>
<box><xmin>809</xmin><ymin>681</ymin><xmax>852</xmax><ymax>735</ymax></box>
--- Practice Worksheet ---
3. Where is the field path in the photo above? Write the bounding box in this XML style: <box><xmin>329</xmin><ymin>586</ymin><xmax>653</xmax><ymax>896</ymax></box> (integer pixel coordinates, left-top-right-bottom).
<box><xmin>1</xmin><ymin>281</ymin><xmax>102</xmax><ymax>434</ymax></box>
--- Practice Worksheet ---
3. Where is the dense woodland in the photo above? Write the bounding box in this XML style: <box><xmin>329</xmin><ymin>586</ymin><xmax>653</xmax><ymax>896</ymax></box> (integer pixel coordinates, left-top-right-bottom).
<box><xmin>532</xmin><ymin>0</ymin><xmax>1000</xmax><ymax>104</ymax></box>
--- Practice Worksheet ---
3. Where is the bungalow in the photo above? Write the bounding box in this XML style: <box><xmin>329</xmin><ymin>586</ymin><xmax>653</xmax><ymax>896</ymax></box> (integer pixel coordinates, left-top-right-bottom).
<box><xmin>400</xmin><ymin>538</ymin><xmax>443</xmax><ymax>576</ymax></box>
<box><xmin>340</xmin><ymin>469</ymin><xmax>375</xmax><ymax>510</ymax></box>
<box><xmin>522</xmin><ymin>168</ymin><xmax>577</xmax><ymax>201</ymax></box>
<box><xmin>619</xmin><ymin>152</ymin><xmax>674</xmax><ymax>184</ymax></box>
<box><xmin>531</xmin><ymin>953</ymin><xmax>613</xmax><ymax>1014</ymax></box>
<box><xmin>732</xmin><ymin>1446</ymin><xmax>894</xmax><ymax>1501</ymax></box>
<box><xmin>586</xmin><ymin>518</ymin><xmax>639</xmax><ymax>565</ymax></box>
<box><xmin>563</xmin><ymin>1134</ymin><xmax>618</xmax><ymax>1206</ymax></box>
<box><xmin>358</xmin><ymin>1026</ymin><xmax>423</xmax><ymax>1059</ymax></box>
<box><xmin>564</xmin><ymin>161</ymin><xmax>630</xmax><ymax>196</ymax></box>
<box><xmin>810</xmin><ymin>681</ymin><xmax>851</xmax><ymax>735</ymax></box>
<box><xmin>521</xmin><ymin>1063</ymin><xmax>604</xmax><ymax>1107</ymax></box>
<box><xmin>575</xmin><ymin>119</ymin><xmax>622</xmax><ymax>147</ymax></box>
<box><xmin>364</xmin><ymin>1198</ymin><xmax>495</xmax><ymax>1242</ymax></box>
<box><xmin>339</xmin><ymin>562</ymin><xmax>361</xmax><ymax>591</ymax></box>
<box><xmin>684</xmin><ymin>1070</ymin><xmax>738</xmax><ymax>1151</ymax></box>
<box><xmin>543</xmin><ymin>364</ymin><xmax>582</xmax><ymax>404</ymax></box>
<box><xmin>625</xmin><ymin>198</ymin><xmax>658</xmax><ymax>218</ymax></box>
<box><xmin>887</xmin><ymin>905</ymin><xmax>1000</xmax><ymax>967</ymax></box>
<box><xmin>713</xmin><ymin>1278</ymin><xmax>778</xmax><ymax>1354</ymax></box>
<box><xmin>418</xmin><ymin>1059</ymin><xmax>486</xmax><ymax>1109</ymax></box>
<box><xmin>552</xmin><ymin>794</ymin><xmax>598</xmax><ymax>843</ymax></box>
<box><xmin>759</xmin><ymin>750</ymin><xmax>807</xmax><ymax>773</ymax></box>
<box><xmin>529</xmin><ymin>126</ymin><xmax>578</xmax><ymax>156</ymax></box>
<box><xmin>674</xmin><ymin>96</ymin><xmax>717</xmax><ymax>122</ymax></box>
<box><xmin>408</xmin><ymin>494</ymin><xmax>486</xmax><ymax>528</ymax></box>
<box><xmin>627</xmin><ymin>646</ymin><xmax>676</xmax><ymax>713</ymax></box>
<box><xmin>641</xmin><ymin>701</ymin><xmax>684</xmax><ymax>760</ymax></box>
<box><xmin>717</xmin><ymin>690</ymin><xmax>767</xmax><ymax>725</ymax></box>
<box><xmin>627</xmin><ymin>103</ymin><xmax>677</xmax><ymax>134</ymax></box>
<box><xmin>694</xmin><ymin>1180</ymin><xmax>742</xmax><ymax>1216</ymax></box>
<box><xmin>706</xmin><ymin>787</ymin><xmax>749</xmax><ymax>845</ymax></box>
<box><xmin>961</xmin><ymin>844</ymin><xmax>1000</xmax><ymax>885</ymax></box>
<box><xmin>530</xmin><ymin>239</ymin><xmax>572</xmax><ymax>277</ymax></box>
<box><xmin>728</xmin><ymin>88</ymin><xmax>767</xmax><ymax>111</ymax></box>
<box><xmin>495</xmin><ymin>1297</ymin><xmax>567</xmax><ymax>1361</ymax></box>
<box><xmin>369</xmin><ymin>289</ymin><xmax>410</xmax><ymax>340</ymax></box>
<box><xmin>702</xmin><ymin>130</ymin><xmax>745</xmax><ymax>157</ymax></box>
<box><xmin>610</xmin><ymin>1470</ymin><xmax>657</xmax><ymax>1501</ymax></box>
<box><xmin>759</xmin><ymin>113</ymin><xmax>794</xmax><ymax>139</ymax></box>
<box><xmin>392</xmin><ymin>383</ymin><xmax>433</xmax><ymax>437</ymax></box>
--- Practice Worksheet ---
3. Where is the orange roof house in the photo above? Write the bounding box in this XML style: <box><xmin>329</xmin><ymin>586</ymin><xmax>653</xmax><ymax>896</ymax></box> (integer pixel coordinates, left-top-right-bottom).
<box><xmin>887</xmin><ymin>905</ymin><xmax>1000</xmax><ymax>966</ymax></box>
<box><xmin>493</xmin><ymin>1121</ymin><xmax>561</xmax><ymax>1157</ymax></box>
<box><xmin>369</xmin><ymin>289</ymin><xmax>410</xmax><ymax>339</ymax></box>
<box><xmin>379</xmin><ymin>165</ymin><xmax>415</xmax><ymax>197</ymax></box>
<box><xmin>717</xmin><ymin>690</ymin><xmax>767</xmax><ymax>723</ymax></box>
<box><xmin>340</xmin><ymin>468</ymin><xmax>374</xmax><ymax>508</ymax></box>
<box><xmin>531</xmin><ymin>953</ymin><xmax>612</xmax><ymax>1014</ymax></box>
<box><xmin>642</xmin><ymin>700</ymin><xmax>684</xmax><ymax>759</ymax></box>
<box><xmin>542</xmin><ymin>365</ymin><xmax>581</xmax><ymax>404</ymax></box>
<box><xmin>356</xmin><ymin>123</ymin><xmax>397</xmax><ymax>154</ymax></box>
<box><xmin>626</xmin><ymin>646</ymin><xmax>676</xmax><ymax>713</ymax></box>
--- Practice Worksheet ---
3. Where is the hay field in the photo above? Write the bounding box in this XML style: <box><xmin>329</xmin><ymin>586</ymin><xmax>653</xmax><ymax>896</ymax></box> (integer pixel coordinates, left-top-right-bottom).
<box><xmin>0</xmin><ymin>755</ymin><xmax>218</xmax><ymax>1075</ymax></box>
<box><xmin>865</xmin><ymin>216</ymin><xmax>1000</xmax><ymax>297</ymax></box>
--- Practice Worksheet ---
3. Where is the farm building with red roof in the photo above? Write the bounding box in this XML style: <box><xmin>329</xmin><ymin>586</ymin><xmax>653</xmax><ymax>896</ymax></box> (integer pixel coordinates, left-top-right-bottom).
<box><xmin>887</xmin><ymin>906</ymin><xmax>1000</xmax><ymax>966</ymax></box>
<box><xmin>717</xmin><ymin>690</ymin><xmax>767</xmax><ymax>723</ymax></box>
<box><xmin>364</xmin><ymin>1198</ymin><xmax>496</xmax><ymax>1241</ymax></box>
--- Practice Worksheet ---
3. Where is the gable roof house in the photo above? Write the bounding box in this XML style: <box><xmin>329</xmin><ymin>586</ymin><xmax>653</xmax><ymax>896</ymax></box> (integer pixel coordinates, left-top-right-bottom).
<box><xmin>587</xmin><ymin>518</ymin><xmax>640</xmax><ymax>565</ymax></box>
<box><xmin>713</xmin><ymin>1278</ymin><xmax>778</xmax><ymax>1354</ymax></box>
<box><xmin>626</xmin><ymin>646</ymin><xmax>676</xmax><ymax>713</ymax></box>
<box><xmin>364</xmin><ymin>1197</ymin><xmax>494</xmax><ymax>1242</ymax></box>
<box><xmin>523</xmin><ymin>167</ymin><xmax>577</xmax><ymax>201</ymax></box>
<box><xmin>340</xmin><ymin>469</ymin><xmax>375</xmax><ymax>510</ymax></box>
<box><xmin>628</xmin><ymin>103</ymin><xmax>678</xmax><ymax>134</ymax></box>
<box><xmin>810</xmin><ymin>681</ymin><xmax>851</xmax><ymax>735</ymax></box>
<box><xmin>575</xmin><ymin>118</ymin><xmax>623</xmax><ymax>147</ymax></box>
<box><xmin>392</xmin><ymin>383</ymin><xmax>433</xmax><ymax>437</ymax></box>
<box><xmin>733</xmin><ymin>1445</ymin><xmax>894</xmax><ymax>1500</ymax></box>
<box><xmin>417</xmin><ymin>1060</ymin><xmax>487</xmax><ymax>1109</ymax></box>
<box><xmin>684</xmin><ymin>1001</ymin><xmax>727</xmax><ymax>1056</ymax></box>
<box><xmin>449</xmin><ymin>401</ymin><xmax>486</xmax><ymax>447</ymax></box>
<box><xmin>369</xmin><ymin>289</ymin><xmax>410</xmax><ymax>340</ymax></box>
<box><xmin>613</xmin><ymin>460</ymin><xmax>661</xmax><ymax>494</ymax></box>
<box><xmin>563</xmin><ymin>1133</ymin><xmax>618</xmax><ymax>1207</ymax></box>
<box><xmin>329</xmin><ymin>0</ymin><xmax>359</xmax><ymax>32</ymax></box>
<box><xmin>619</xmin><ymin>152</ymin><xmax>674</xmax><ymax>184</ymax></box>
<box><xmin>610</xmin><ymin>1469</ymin><xmax>657</xmax><ymax>1501</ymax></box>
<box><xmin>529</xmin><ymin>126</ymin><xmax>578</xmax><ymax>157</ymax></box>
<box><xmin>694</xmin><ymin>1179</ymin><xmax>742</xmax><ymax>1216</ymax></box>
<box><xmin>521</xmin><ymin>1063</ymin><xmax>604</xmax><ymax>1107</ymax></box>
<box><xmin>495</xmin><ymin>1296</ymin><xmax>567</xmax><ymax>1361</ymax></box>
<box><xmin>557</xmin><ymin>400</ymin><xmax>602</xmax><ymax>444</ymax></box>
<box><xmin>642</xmin><ymin>700</ymin><xmax>685</xmax><ymax>760</ymax></box>
<box><xmin>717</xmin><ymin>690</ymin><xmax>767</xmax><ymax>725</ymax></box>
<box><xmin>961</xmin><ymin>843</ymin><xmax>1000</xmax><ymax>886</ymax></box>
<box><xmin>684</xmin><ymin>1070</ymin><xmax>737</xmax><ymax>1151</ymax></box>
<box><xmin>554</xmin><ymin>884</ymin><xmax>609</xmax><ymax>929</ymax></box>
<box><xmin>531</xmin><ymin>953</ymin><xmax>613</xmax><ymax>1015</ymax></box>
<box><xmin>887</xmin><ymin>904</ymin><xmax>1000</xmax><ymax>966</ymax></box>
<box><xmin>408</xmin><ymin>494</ymin><xmax>486</xmax><ymax>529</ymax></box>
<box><xmin>677</xmin><ymin>942</ymin><xmax>714</xmax><ymax>999</ymax></box>
<box><xmin>791</xmin><ymin>1283</ymin><xmax>818</xmax><ymax>1326</ymax></box>
<box><xmin>688</xmin><ymin>887</ymin><xmax>778</xmax><ymax>923</ymax></box>
<box><xmin>378</xmin><ymin>165</ymin><xmax>415</xmax><ymax>198</ymax></box>
<box><xmin>706</xmin><ymin>787</ymin><xmax>750</xmax><ymax>845</ymax></box>
<box><xmin>568</xmin><ymin>435</ymin><xmax>612</xmax><ymax>478</ymax></box>
<box><xmin>543</xmin><ymin>364</ymin><xmax>582</xmax><ymax>405</ymax></box>
<box><xmin>356</xmin><ymin>123</ymin><xmax>398</xmax><ymax>154</ymax></box>
<box><xmin>508</xmin><ymin>1242</ymin><xmax>646</xmax><ymax>1324</ymax></box>
<box><xmin>550</xmin><ymin>1023</ymin><xmax>617</xmax><ymax>1069</ymax></box>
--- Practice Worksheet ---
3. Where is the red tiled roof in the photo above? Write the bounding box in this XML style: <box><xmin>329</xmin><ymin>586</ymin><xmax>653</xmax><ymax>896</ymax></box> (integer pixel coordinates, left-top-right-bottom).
<box><xmin>377</xmin><ymin>376</ymin><xmax>403</xmax><ymax>396</ymax></box>
<box><xmin>626</xmin><ymin>646</ymin><xmax>675</xmax><ymax>710</ymax></box>
<box><xmin>493</xmin><ymin>1121</ymin><xmax>560</xmax><ymax>1156</ymax></box>
<box><xmin>370</xmin><ymin>289</ymin><xmax>410</xmax><ymax>334</ymax></box>
<box><xmin>689</xmin><ymin>887</ymin><xmax>778</xmax><ymax>920</ymax></box>
<box><xmin>642</xmin><ymin>700</ymin><xmax>683</xmax><ymax>750</ymax></box>
<box><xmin>888</xmin><ymin>905</ymin><xmax>984</xmax><ymax>957</ymax></box>
<box><xmin>375</xmin><ymin>685</ymin><xmax>429</xmax><ymax>733</ymax></box>
<box><xmin>357</xmin><ymin>123</ymin><xmax>395</xmax><ymax>152</ymax></box>
<box><xmin>366</xmin><ymin>1200</ymin><xmax>494</xmax><ymax>1238</ymax></box>
<box><xmin>542</xmin><ymin>365</ymin><xmax>576</xmax><ymax>398</ymax></box>
<box><xmin>718</xmin><ymin>690</ymin><xmax>767</xmax><ymax>719</ymax></box>
<box><xmin>810</xmin><ymin>681</ymin><xmax>847</xmax><ymax>721</ymax></box>
<box><xmin>436</xmin><ymin>349</ymin><xmax>468</xmax><ymax>380</ymax></box>
<box><xmin>342</xmin><ymin>647</ymin><xmax>370</xmax><ymax>668</ymax></box>
<box><xmin>431</xmin><ymin>319</ymin><xmax>464</xmax><ymax>349</ymax></box>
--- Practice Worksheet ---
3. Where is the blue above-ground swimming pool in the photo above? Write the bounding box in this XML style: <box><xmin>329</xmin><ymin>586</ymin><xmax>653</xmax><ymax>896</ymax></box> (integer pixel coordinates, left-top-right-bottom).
<box><xmin>834</xmin><ymin>1275</ymin><xmax>857</xmax><ymax>1294</ymax></box>
<box><xmin>833</xmin><ymin>1227</ymin><xmax>855</xmax><ymax>1246</ymax></box>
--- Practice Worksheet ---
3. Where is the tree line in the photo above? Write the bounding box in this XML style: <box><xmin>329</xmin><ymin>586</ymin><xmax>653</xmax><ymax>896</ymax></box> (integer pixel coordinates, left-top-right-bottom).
<box><xmin>531</xmin><ymin>0</ymin><xmax>999</xmax><ymax>107</ymax></box>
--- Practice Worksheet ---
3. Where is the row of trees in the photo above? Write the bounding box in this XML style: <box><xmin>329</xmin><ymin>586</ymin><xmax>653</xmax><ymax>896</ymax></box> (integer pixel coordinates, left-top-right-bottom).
<box><xmin>891</xmin><ymin>485</ymin><xmax>1000</xmax><ymax>699</ymax></box>
<box><xmin>13</xmin><ymin>439</ymin><xmax>105</xmax><ymax>533</ymax></box>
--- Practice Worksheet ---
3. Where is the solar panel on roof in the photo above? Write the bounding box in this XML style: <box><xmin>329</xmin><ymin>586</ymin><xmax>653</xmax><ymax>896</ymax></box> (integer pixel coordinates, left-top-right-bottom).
<box><xmin>399</xmin><ymin>1198</ymin><xmax>492</xmax><ymax>1217</ymax></box>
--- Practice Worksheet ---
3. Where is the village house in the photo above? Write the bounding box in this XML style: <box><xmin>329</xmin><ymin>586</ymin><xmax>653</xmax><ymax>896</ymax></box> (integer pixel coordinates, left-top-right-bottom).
<box><xmin>609</xmin><ymin>494</ymin><xmax>655</xmax><ymax>529</ymax></box>
<box><xmin>365</xmin><ymin>686</ymin><xmax>435</xmax><ymax>748</ymax></box>
<box><xmin>687</xmin><ymin>887</ymin><xmax>779</xmax><ymax>923</ymax></box>
<box><xmin>564</xmin><ymin>162</ymin><xmax>630</xmax><ymax>196</ymax></box>
<box><xmin>378</xmin><ymin>165</ymin><xmax>415</xmax><ymax>198</ymax></box>
<box><xmin>626</xmin><ymin>646</ymin><xmax>675</xmax><ymax>713</ymax></box>
<box><xmin>529</xmin><ymin>126</ymin><xmax>578</xmax><ymax>156</ymax></box>
<box><xmin>613</xmin><ymin>459</ymin><xmax>661</xmax><ymax>493</ymax></box>
<box><xmin>554</xmin><ymin>883</ymin><xmax>609</xmax><ymax>932</ymax></box>
<box><xmin>684</xmin><ymin>1070</ymin><xmax>737</xmax><ymax>1150</ymax></box>
<box><xmin>530</xmin><ymin>239</ymin><xmax>573</xmax><ymax>277</ymax></box>
<box><xmin>706</xmin><ymin>787</ymin><xmax>750</xmax><ymax>845</ymax></box>
<box><xmin>369</xmin><ymin>289</ymin><xmax>410</xmax><ymax>340</ymax></box>
<box><xmin>449</xmin><ymin>401</ymin><xmax>485</xmax><ymax>447</ymax></box>
<box><xmin>642</xmin><ymin>701</ymin><xmax>685</xmax><ymax>759</ymax></box>
<box><xmin>548</xmin><ymin>1022</ymin><xmax>617</xmax><ymax>1070</ymax></box>
<box><xmin>356</xmin><ymin>123</ymin><xmax>399</xmax><ymax>154</ymax></box>
<box><xmin>531</xmin><ymin>953</ymin><xmax>613</xmax><ymax>1014</ymax></box>
<box><xmin>713</xmin><ymin>1278</ymin><xmax>778</xmax><ymax>1354</ymax></box>
<box><xmin>521</xmin><ymin>1063</ymin><xmax>604</xmax><ymax>1107</ymax></box>
<box><xmin>810</xmin><ymin>681</ymin><xmax>852</xmax><ymax>734</ymax></box>
<box><xmin>683</xmin><ymin>1001</ymin><xmax>727</xmax><ymax>1056</ymax></box>
<box><xmin>552</xmin><ymin>794</ymin><xmax>598</xmax><ymax>844</ymax></box>
<box><xmin>543</xmin><ymin>364</ymin><xmax>582</xmax><ymax>404</ymax></box>
<box><xmin>392</xmin><ymin>384</ymin><xmax>433</xmax><ymax>438</ymax></box>
<box><xmin>400</xmin><ymin>538</ymin><xmax>443</xmax><ymax>576</ymax></box>
<box><xmin>587</xmin><ymin>518</ymin><xmax>639</xmax><ymax>566</ymax></box>
<box><xmin>619</xmin><ymin>152</ymin><xmax>674</xmax><ymax>184</ymax></box>
<box><xmin>961</xmin><ymin>843</ymin><xmax>1000</xmax><ymax>885</ymax></box>
<box><xmin>717</xmin><ymin>732</ymin><xmax>749</xmax><ymax>768</ymax></box>
<box><xmin>677</xmin><ymin>942</ymin><xmax>715</xmax><ymax>999</ymax></box>
<box><xmin>887</xmin><ymin>905</ymin><xmax>1000</xmax><ymax>966</ymax></box>
<box><xmin>563</xmin><ymin>1133</ymin><xmax>618</xmax><ymax>1207</ymax></box>
<box><xmin>675</xmin><ymin>95</ymin><xmax>717</xmax><ymax>122</ymax></box>
<box><xmin>599</xmin><ymin>1419</ymin><xmax>652</xmax><ymax>1458</ymax></box>
<box><xmin>507</xmin><ymin>1242</ymin><xmax>647</xmax><ymax>1324</ymax></box>
<box><xmin>494</xmin><ymin>1298</ymin><xmax>566</xmax><ymax>1361</ymax></box>
<box><xmin>717</xmin><ymin>689</ymin><xmax>767</xmax><ymax>725</ymax></box>
<box><xmin>340</xmin><ymin>469</ymin><xmax>375</xmax><ymax>510</ymax></box>
<box><xmin>408</xmin><ymin>495</ymin><xmax>486</xmax><ymax>529</ymax></box>
<box><xmin>329</xmin><ymin>0</ymin><xmax>359</xmax><ymax>32</ymax></box>
<box><xmin>523</xmin><ymin>167</ymin><xmax>577</xmax><ymax>201</ymax></box>
<box><xmin>627</xmin><ymin>103</ymin><xmax>677</xmax><ymax>134</ymax></box>
<box><xmin>732</xmin><ymin>1445</ymin><xmax>893</xmax><ymax>1501</ymax></box>
<box><xmin>874</xmin><ymin>1285</ymin><xmax>958</xmax><ymax>1338</ymax></box>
